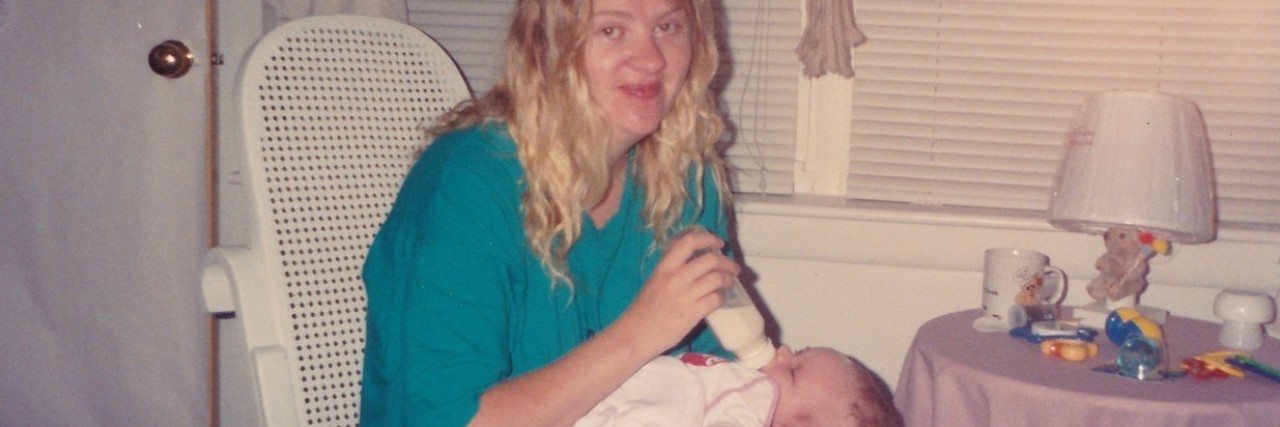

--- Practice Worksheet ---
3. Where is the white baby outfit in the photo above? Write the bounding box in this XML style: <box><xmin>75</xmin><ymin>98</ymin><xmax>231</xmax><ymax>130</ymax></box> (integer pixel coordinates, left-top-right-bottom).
<box><xmin>575</xmin><ymin>353</ymin><xmax>778</xmax><ymax>427</ymax></box>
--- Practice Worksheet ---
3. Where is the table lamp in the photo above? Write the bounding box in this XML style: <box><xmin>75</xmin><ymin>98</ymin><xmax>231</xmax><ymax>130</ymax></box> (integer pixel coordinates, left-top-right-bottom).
<box><xmin>1047</xmin><ymin>90</ymin><xmax>1217</xmax><ymax>328</ymax></box>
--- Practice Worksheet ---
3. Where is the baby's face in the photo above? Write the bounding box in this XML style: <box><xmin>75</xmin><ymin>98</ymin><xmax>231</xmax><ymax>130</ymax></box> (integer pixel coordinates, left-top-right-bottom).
<box><xmin>761</xmin><ymin>346</ymin><xmax>862</xmax><ymax>427</ymax></box>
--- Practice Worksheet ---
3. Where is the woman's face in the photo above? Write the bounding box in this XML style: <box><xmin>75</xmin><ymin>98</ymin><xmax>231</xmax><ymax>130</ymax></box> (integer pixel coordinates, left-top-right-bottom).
<box><xmin>583</xmin><ymin>0</ymin><xmax>693</xmax><ymax>151</ymax></box>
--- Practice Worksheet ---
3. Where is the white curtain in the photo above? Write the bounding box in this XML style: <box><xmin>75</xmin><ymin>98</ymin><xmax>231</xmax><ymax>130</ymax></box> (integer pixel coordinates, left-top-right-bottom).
<box><xmin>795</xmin><ymin>0</ymin><xmax>866</xmax><ymax>78</ymax></box>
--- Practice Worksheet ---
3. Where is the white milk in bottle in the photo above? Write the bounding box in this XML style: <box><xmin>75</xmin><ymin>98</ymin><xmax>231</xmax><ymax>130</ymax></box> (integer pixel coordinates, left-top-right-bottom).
<box><xmin>669</xmin><ymin>226</ymin><xmax>774</xmax><ymax>369</ymax></box>
<box><xmin>706</xmin><ymin>277</ymin><xmax>774</xmax><ymax>369</ymax></box>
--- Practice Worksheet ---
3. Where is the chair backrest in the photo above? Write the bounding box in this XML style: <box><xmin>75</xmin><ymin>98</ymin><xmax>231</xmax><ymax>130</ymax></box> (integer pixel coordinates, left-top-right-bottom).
<box><xmin>201</xmin><ymin>15</ymin><xmax>470</xmax><ymax>427</ymax></box>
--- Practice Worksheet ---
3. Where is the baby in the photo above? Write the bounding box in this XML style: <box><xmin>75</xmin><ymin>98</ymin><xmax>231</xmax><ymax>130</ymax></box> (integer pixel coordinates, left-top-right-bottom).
<box><xmin>576</xmin><ymin>345</ymin><xmax>903</xmax><ymax>427</ymax></box>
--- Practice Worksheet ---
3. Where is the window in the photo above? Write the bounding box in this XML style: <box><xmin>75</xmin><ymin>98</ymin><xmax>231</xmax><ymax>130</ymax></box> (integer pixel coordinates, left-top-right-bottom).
<box><xmin>408</xmin><ymin>0</ymin><xmax>800</xmax><ymax>196</ymax></box>
<box><xmin>407</xmin><ymin>0</ymin><xmax>512</xmax><ymax>95</ymax></box>
<box><xmin>846</xmin><ymin>0</ymin><xmax>1280</xmax><ymax>231</ymax></box>
<box><xmin>409</xmin><ymin>0</ymin><xmax>1280</xmax><ymax>232</ymax></box>
<box><xmin>715</xmin><ymin>0</ymin><xmax>803</xmax><ymax>195</ymax></box>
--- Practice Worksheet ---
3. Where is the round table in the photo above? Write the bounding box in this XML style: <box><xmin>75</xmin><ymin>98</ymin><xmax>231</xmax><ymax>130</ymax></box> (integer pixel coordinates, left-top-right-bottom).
<box><xmin>895</xmin><ymin>309</ymin><xmax>1280</xmax><ymax>427</ymax></box>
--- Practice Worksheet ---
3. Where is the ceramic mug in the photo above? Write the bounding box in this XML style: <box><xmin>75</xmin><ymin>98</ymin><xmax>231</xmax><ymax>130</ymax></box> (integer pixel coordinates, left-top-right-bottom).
<box><xmin>972</xmin><ymin>248</ymin><xmax>1066</xmax><ymax>332</ymax></box>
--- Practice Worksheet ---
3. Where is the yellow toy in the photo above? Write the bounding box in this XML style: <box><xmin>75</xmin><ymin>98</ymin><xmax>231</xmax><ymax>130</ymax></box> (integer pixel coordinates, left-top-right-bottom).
<box><xmin>1041</xmin><ymin>339</ymin><xmax>1099</xmax><ymax>362</ymax></box>
<box><xmin>1193</xmin><ymin>350</ymin><xmax>1247</xmax><ymax>378</ymax></box>
<box><xmin>1105</xmin><ymin>307</ymin><xmax>1163</xmax><ymax>345</ymax></box>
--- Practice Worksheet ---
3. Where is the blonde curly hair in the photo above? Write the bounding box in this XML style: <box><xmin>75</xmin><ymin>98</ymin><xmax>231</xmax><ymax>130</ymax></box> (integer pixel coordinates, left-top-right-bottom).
<box><xmin>429</xmin><ymin>0</ymin><xmax>729</xmax><ymax>286</ymax></box>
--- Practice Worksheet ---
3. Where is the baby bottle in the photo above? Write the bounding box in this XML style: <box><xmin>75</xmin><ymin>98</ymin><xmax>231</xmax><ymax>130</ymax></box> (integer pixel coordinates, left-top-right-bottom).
<box><xmin>669</xmin><ymin>227</ymin><xmax>775</xmax><ymax>369</ymax></box>
<box><xmin>705</xmin><ymin>275</ymin><xmax>774</xmax><ymax>369</ymax></box>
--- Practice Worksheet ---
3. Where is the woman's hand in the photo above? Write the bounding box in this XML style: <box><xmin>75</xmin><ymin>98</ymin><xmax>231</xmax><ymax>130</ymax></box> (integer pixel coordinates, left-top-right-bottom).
<box><xmin>615</xmin><ymin>229</ymin><xmax>741</xmax><ymax>357</ymax></box>
<box><xmin>471</xmin><ymin>231</ymin><xmax>739</xmax><ymax>427</ymax></box>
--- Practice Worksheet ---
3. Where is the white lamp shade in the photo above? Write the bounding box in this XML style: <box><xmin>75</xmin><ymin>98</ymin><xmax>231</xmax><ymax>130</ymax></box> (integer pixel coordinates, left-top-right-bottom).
<box><xmin>1048</xmin><ymin>90</ymin><xmax>1217</xmax><ymax>243</ymax></box>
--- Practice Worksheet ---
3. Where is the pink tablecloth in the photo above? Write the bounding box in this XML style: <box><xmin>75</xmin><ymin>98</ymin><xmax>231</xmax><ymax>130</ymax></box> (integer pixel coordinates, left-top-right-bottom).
<box><xmin>895</xmin><ymin>309</ymin><xmax>1280</xmax><ymax>427</ymax></box>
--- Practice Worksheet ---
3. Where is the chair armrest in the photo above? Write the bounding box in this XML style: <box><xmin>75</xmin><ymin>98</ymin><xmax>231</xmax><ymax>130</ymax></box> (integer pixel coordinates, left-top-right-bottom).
<box><xmin>253</xmin><ymin>345</ymin><xmax>301</xmax><ymax>427</ymax></box>
<box><xmin>200</xmin><ymin>246</ymin><xmax>258</xmax><ymax>314</ymax></box>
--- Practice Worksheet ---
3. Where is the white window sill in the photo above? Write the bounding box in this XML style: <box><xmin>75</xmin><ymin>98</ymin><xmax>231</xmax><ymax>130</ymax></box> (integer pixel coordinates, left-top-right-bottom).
<box><xmin>735</xmin><ymin>194</ymin><xmax>1280</xmax><ymax>245</ymax></box>
<box><xmin>732</xmin><ymin>194</ymin><xmax>1280</xmax><ymax>292</ymax></box>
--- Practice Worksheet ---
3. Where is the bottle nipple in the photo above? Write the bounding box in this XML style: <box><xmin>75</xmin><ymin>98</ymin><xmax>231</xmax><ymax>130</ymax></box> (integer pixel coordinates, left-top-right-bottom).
<box><xmin>735</xmin><ymin>337</ymin><xmax>775</xmax><ymax>370</ymax></box>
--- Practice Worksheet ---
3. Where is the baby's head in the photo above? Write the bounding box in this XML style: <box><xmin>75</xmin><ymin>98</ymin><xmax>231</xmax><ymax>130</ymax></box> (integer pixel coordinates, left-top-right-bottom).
<box><xmin>759</xmin><ymin>346</ymin><xmax>902</xmax><ymax>427</ymax></box>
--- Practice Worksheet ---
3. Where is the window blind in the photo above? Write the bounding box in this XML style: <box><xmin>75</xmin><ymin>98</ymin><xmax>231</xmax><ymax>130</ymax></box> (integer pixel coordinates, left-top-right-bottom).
<box><xmin>848</xmin><ymin>0</ymin><xmax>1280</xmax><ymax>230</ymax></box>
<box><xmin>717</xmin><ymin>0</ymin><xmax>802</xmax><ymax>195</ymax></box>
<box><xmin>406</xmin><ymin>0</ymin><xmax>801</xmax><ymax>195</ymax></box>
<box><xmin>407</xmin><ymin>0</ymin><xmax>513</xmax><ymax>95</ymax></box>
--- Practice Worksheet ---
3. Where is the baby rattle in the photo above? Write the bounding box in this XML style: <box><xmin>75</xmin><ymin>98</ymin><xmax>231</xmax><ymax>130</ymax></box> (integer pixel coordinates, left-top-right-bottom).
<box><xmin>1041</xmin><ymin>339</ymin><xmax>1099</xmax><ymax>362</ymax></box>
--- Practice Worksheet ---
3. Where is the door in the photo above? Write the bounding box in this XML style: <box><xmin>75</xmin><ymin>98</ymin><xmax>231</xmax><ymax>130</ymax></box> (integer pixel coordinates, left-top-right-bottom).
<box><xmin>0</xmin><ymin>1</ymin><xmax>213</xmax><ymax>425</ymax></box>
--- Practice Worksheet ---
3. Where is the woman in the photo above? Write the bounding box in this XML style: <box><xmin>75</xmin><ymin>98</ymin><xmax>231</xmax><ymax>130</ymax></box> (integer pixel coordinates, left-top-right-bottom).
<box><xmin>359</xmin><ymin>0</ymin><xmax>740</xmax><ymax>425</ymax></box>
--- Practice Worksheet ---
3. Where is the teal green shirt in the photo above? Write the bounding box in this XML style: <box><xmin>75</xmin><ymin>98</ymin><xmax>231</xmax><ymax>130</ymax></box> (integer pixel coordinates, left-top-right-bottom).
<box><xmin>359</xmin><ymin>124</ymin><xmax>732</xmax><ymax>426</ymax></box>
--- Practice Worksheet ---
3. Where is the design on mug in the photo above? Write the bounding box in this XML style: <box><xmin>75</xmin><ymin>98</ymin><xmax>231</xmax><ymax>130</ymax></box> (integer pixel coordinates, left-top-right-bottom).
<box><xmin>984</xmin><ymin>267</ymin><xmax>1042</xmax><ymax>320</ymax></box>
<box><xmin>1014</xmin><ymin>270</ymin><xmax>1046</xmax><ymax>306</ymax></box>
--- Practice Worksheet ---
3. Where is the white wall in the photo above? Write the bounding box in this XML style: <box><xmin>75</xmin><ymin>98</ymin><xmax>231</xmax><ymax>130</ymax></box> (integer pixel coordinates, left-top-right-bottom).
<box><xmin>733</xmin><ymin>196</ymin><xmax>1280</xmax><ymax>388</ymax></box>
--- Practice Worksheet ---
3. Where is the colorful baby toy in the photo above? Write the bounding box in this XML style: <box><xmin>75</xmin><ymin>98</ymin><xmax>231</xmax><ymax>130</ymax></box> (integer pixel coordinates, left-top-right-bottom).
<box><xmin>1041</xmin><ymin>339</ymin><xmax>1099</xmax><ymax>362</ymax></box>
<box><xmin>1010</xmin><ymin>320</ymin><xmax>1098</xmax><ymax>343</ymax></box>
<box><xmin>1182</xmin><ymin>350</ymin><xmax>1280</xmax><ymax>382</ymax></box>
<box><xmin>1181</xmin><ymin>350</ymin><xmax>1246</xmax><ymax>379</ymax></box>
<box><xmin>1011</xmin><ymin>321</ymin><xmax>1100</xmax><ymax>362</ymax></box>
<box><xmin>1105</xmin><ymin>307</ymin><xmax>1163</xmax><ymax>345</ymax></box>
<box><xmin>1105</xmin><ymin>308</ymin><xmax>1169</xmax><ymax>380</ymax></box>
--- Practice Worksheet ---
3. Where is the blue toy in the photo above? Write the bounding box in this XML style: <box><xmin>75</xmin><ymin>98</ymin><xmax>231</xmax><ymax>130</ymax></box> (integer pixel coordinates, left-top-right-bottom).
<box><xmin>1104</xmin><ymin>307</ymin><xmax>1163</xmax><ymax>345</ymax></box>
<box><xmin>1010</xmin><ymin>321</ymin><xmax>1098</xmax><ymax>343</ymax></box>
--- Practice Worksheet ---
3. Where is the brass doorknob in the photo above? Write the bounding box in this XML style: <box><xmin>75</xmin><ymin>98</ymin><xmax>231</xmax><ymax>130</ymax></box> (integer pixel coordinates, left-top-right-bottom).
<box><xmin>148</xmin><ymin>40</ymin><xmax>194</xmax><ymax>79</ymax></box>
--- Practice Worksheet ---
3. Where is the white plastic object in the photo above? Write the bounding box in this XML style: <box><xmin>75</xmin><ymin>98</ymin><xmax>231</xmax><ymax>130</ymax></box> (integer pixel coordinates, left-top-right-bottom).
<box><xmin>1214</xmin><ymin>289</ymin><xmax>1276</xmax><ymax>351</ymax></box>
<box><xmin>202</xmin><ymin>15</ymin><xmax>470</xmax><ymax>427</ymax></box>
<box><xmin>1030</xmin><ymin>320</ymin><xmax>1077</xmax><ymax>337</ymax></box>
<box><xmin>253</xmin><ymin>346</ymin><xmax>300</xmax><ymax>427</ymax></box>
<box><xmin>200</xmin><ymin>246</ymin><xmax>253</xmax><ymax>314</ymax></box>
